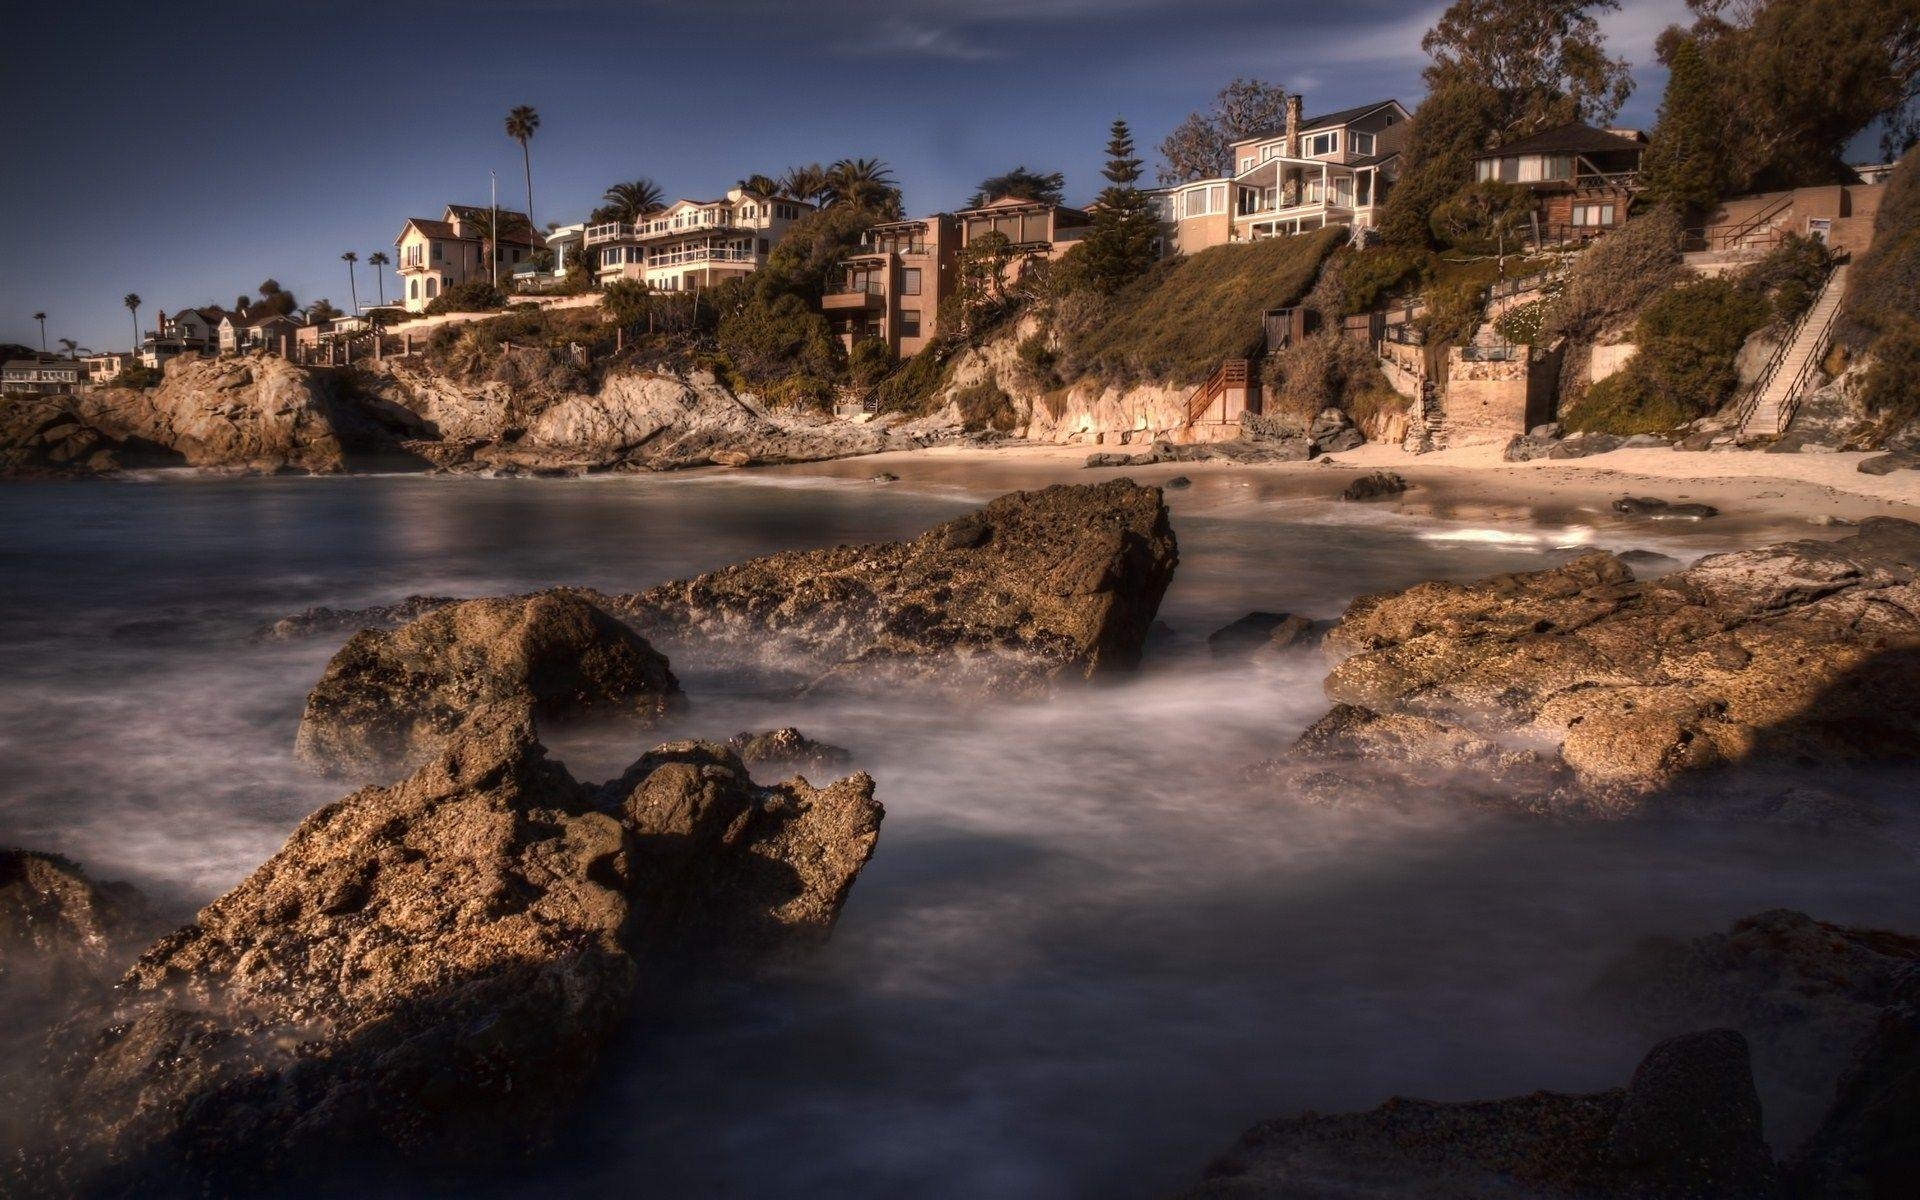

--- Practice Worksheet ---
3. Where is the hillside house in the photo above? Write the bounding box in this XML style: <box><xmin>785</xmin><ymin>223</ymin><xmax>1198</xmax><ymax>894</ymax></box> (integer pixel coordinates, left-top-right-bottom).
<box><xmin>583</xmin><ymin>187</ymin><xmax>813</xmax><ymax>293</ymax></box>
<box><xmin>3</xmin><ymin>358</ymin><xmax>87</xmax><ymax>396</ymax></box>
<box><xmin>824</xmin><ymin>214</ymin><xmax>959</xmax><ymax>356</ymax></box>
<box><xmin>1473</xmin><ymin>123</ymin><xmax>1646</xmax><ymax>239</ymax></box>
<box><xmin>394</xmin><ymin>205</ymin><xmax>541</xmax><ymax>312</ymax></box>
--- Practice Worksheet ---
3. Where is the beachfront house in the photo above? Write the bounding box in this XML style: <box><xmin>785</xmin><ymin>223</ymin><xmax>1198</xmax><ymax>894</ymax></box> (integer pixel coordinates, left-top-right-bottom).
<box><xmin>1150</xmin><ymin>97</ymin><xmax>1410</xmax><ymax>253</ymax></box>
<box><xmin>1472</xmin><ymin>123</ymin><xmax>1646</xmax><ymax>239</ymax></box>
<box><xmin>394</xmin><ymin>204</ymin><xmax>541</xmax><ymax>312</ymax></box>
<box><xmin>583</xmin><ymin>187</ymin><xmax>814</xmax><ymax>293</ymax></box>
<box><xmin>138</xmin><ymin>306</ymin><xmax>224</xmax><ymax>368</ymax></box>
<box><xmin>218</xmin><ymin>310</ymin><xmax>303</xmax><ymax>354</ymax></box>
<box><xmin>3</xmin><ymin>358</ymin><xmax>87</xmax><ymax>396</ymax></box>
<box><xmin>823</xmin><ymin>214</ymin><xmax>960</xmax><ymax>356</ymax></box>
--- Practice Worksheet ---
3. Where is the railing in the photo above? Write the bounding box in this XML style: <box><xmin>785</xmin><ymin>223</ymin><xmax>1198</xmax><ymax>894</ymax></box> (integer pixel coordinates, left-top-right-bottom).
<box><xmin>583</xmin><ymin>222</ymin><xmax>637</xmax><ymax>245</ymax></box>
<box><xmin>1686</xmin><ymin>192</ymin><xmax>1795</xmax><ymax>254</ymax></box>
<box><xmin>1460</xmin><ymin>339</ymin><xmax>1519</xmax><ymax>362</ymax></box>
<box><xmin>1732</xmin><ymin>264</ymin><xmax>1834</xmax><ymax>436</ymax></box>
<box><xmin>860</xmin><ymin>241</ymin><xmax>929</xmax><ymax>256</ymax></box>
<box><xmin>827</xmin><ymin>281</ymin><xmax>885</xmax><ymax>296</ymax></box>
<box><xmin>1382</xmin><ymin>323</ymin><xmax>1425</xmax><ymax>347</ymax></box>
<box><xmin>1572</xmin><ymin>170</ymin><xmax>1641</xmax><ymax>190</ymax></box>
<box><xmin>1487</xmin><ymin>265</ymin><xmax>1564</xmax><ymax>303</ymax></box>
<box><xmin>1186</xmin><ymin>358</ymin><xmax>1251</xmax><ymax>425</ymax></box>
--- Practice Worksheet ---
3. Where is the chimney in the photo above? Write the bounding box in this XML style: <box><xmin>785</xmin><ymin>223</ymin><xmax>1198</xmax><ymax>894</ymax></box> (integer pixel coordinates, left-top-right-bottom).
<box><xmin>1284</xmin><ymin>94</ymin><xmax>1303</xmax><ymax>157</ymax></box>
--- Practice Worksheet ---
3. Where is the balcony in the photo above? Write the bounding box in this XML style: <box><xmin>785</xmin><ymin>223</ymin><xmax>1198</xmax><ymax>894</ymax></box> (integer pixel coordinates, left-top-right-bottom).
<box><xmin>823</xmin><ymin>282</ymin><xmax>885</xmax><ymax>310</ymax></box>
<box><xmin>584</xmin><ymin>221</ymin><xmax>637</xmax><ymax>246</ymax></box>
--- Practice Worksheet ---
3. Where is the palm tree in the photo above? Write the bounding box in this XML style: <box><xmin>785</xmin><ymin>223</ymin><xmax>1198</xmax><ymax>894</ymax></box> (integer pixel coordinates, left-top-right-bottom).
<box><xmin>124</xmin><ymin>294</ymin><xmax>142</xmax><ymax>348</ymax></box>
<box><xmin>58</xmin><ymin>338</ymin><xmax>78</xmax><ymax>358</ymax></box>
<box><xmin>825</xmin><ymin>157</ymin><xmax>902</xmax><ymax>215</ymax></box>
<box><xmin>598</xmin><ymin>179</ymin><xmax>664</xmax><ymax>225</ymax></box>
<box><xmin>341</xmin><ymin>251</ymin><xmax>360</xmax><ymax>313</ymax></box>
<box><xmin>505</xmin><ymin>105</ymin><xmax>540</xmax><ymax>229</ymax></box>
<box><xmin>461</xmin><ymin>209</ymin><xmax>531</xmax><ymax>280</ymax></box>
<box><xmin>32</xmin><ymin>312</ymin><xmax>46</xmax><ymax>353</ymax></box>
<box><xmin>367</xmin><ymin>252</ymin><xmax>391</xmax><ymax>306</ymax></box>
<box><xmin>779</xmin><ymin>163</ymin><xmax>831</xmax><ymax>205</ymax></box>
<box><xmin>738</xmin><ymin>174</ymin><xmax>781</xmax><ymax>202</ymax></box>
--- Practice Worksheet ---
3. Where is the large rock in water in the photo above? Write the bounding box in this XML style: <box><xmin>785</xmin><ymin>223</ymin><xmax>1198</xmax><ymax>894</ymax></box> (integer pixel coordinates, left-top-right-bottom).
<box><xmin>27</xmin><ymin>715</ymin><xmax>881</xmax><ymax>1194</ymax></box>
<box><xmin>1316</xmin><ymin>518</ymin><xmax>1920</xmax><ymax>798</ymax></box>
<box><xmin>0</xmin><ymin>850</ymin><xmax>152</xmax><ymax>1002</ymax></box>
<box><xmin>1180</xmin><ymin>1030</ymin><xmax>1778</xmax><ymax>1199</ymax></box>
<box><xmin>295</xmin><ymin>592</ymin><xmax>682</xmax><ymax>781</ymax></box>
<box><xmin>615</xmin><ymin>480</ymin><xmax>1178</xmax><ymax>694</ymax></box>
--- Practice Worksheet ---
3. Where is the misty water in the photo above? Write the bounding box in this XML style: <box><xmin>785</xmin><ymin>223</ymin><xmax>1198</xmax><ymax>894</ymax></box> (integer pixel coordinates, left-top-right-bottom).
<box><xmin>2</xmin><ymin>464</ymin><xmax>1916</xmax><ymax>1199</ymax></box>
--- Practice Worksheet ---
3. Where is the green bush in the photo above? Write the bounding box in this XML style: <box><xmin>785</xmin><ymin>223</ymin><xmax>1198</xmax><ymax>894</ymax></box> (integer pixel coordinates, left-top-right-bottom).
<box><xmin>1857</xmin><ymin>313</ymin><xmax>1920</xmax><ymax>425</ymax></box>
<box><xmin>1061</xmin><ymin>226</ymin><xmax>1343</xmax><ymax>385</ymax></box>
<box><xmin>758</xmin><ymin>373</ymin><xmax>836</xmax><ymax>413</ymax></box>
<box><xmin>1543</xmin><ymin>208</ymin><xmax>1686</xmax><ymax>343</ymax></box>
<box><xmin>602</xmin><ymin>279</ymin><xmax>652</xmax><ymax>327</ymax></box>
<box><xmin>1263</xmin><ymin>331</ymin><xmax>1403</xmax><ymax>427</ymax></box>
<box><xmin>1837</xmin><ymin>147</ymin><xmax>1920</xmax><ymax>352</ymax></box>
<box><xmin>846</xmin><ymin>338</ymin><xmax>896</xmax><ymax>389</ymax></box>
<box><xmin>1335</xmin><ymin>247</ymin><xmax>1433</xmax><ymax>318</ymax></box>
<box><xmin>713</xmin><ymin>290</ymin><xmax>841</xmax><ymax>383</ymax></box>
<box><xmin>1741</xmin><ymin>234</ymin><xmax>1833</xmax><ymax>323</ymax></box>
<box><xmin>1562</xmin><ymin>275</ymin><xmax>1769</xmax><ymax>434</ymax></box>
<box><xmin>1560</xmin><ymin>371</ymin><xmax>1697</xmax><ymax>435</ymax></box>
<box><xmin>1493</xmin><ymin>297</ymin><xmax>1551</xmax><ymax>346</ymax></box>
<box><xmin>107</xmin><ymin>363</ymin><xmax>162</xmax><ymax>389</ymax></box>
<box><xmin>952</xmin><ymin>380</ymin><xmax>1019</xmax><ymax>432</ymax></box>
<box><xmin>872</xmin><ymin>342</ymin><xmax>954</xmax><ymax>418</ymax></box>
<box><xmin>423</xmin><ymin>279</ymin><xmax>505</xmax><ymax>316</ymax></box>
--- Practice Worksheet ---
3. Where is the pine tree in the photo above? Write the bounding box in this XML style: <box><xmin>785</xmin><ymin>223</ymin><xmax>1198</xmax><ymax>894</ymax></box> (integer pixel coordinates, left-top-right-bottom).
<box><xmin>1642</xmin><ymin>36</ymin><xmax>1728</xmax><ymax>212</ymax></box>
<box><xmin>1077</xmin><ymin>119</ymin><xmax>1163</xmax><ymax>295</ymax></box>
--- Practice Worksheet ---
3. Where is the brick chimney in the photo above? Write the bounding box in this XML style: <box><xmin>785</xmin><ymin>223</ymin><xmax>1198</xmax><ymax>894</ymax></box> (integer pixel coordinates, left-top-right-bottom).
<box><xmin>1284</xmin><ymin>94</ymin><xmax>1303</xmax><ymax>157</ymax></box>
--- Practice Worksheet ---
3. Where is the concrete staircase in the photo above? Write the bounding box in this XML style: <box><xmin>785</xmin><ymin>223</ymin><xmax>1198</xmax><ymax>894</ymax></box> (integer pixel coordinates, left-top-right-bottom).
<box><xmin>1737</xmin><ymin>263</ymin><xmax>1849</xmax><ymax>444</ymax></box>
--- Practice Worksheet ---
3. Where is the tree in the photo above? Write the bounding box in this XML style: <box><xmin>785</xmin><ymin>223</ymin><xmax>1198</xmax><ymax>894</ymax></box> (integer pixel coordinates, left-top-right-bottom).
<box><xmin>124</xmin><ymin>294</ymin><xmax>141</xmax><ymax>348</ymax></box>
<box><xmin>253</xmin><ymin>279</ymin><xmax>298</xmax><ymax>317</ymax></box>
<box><xmin>460</xmin><ymin>209</ymin><xmax>532</xmax><ymax>278</ymax></box>
<box><xmin>825</xmin><ymin>157</ymin><xmax>903</xmax><ymax>215</ymax></box>
<box><xmin>967</xmin><ymin>166</ymin><xmax>1066</xmax><ymax>207</ymax></box>
<box><xmin>1072</xmin><ymin>119</ymin><xmax>1163</xmax><ymax>294</ymax></box>
<box><xmin>1377</xmin><ymin>80</ymin><xmax>1506</xmax><ymax>246</ymax></box>
<box><xmin>738</xmin><ymin>174</ymin><xmax>782</xmax><ymax>201</ymax></box>
<box><xmin>1420</xmin><ymin>0</ymin><xmax>1633</xmax><ymax>139</ymax></box>
<box><xmin>594</xmin><ymin>179</ymin><xmax>665</xmax><ymax>224</ymax></box>
<box><xmin>505</xmin><ymin>105</ymin><xmax>540</xmax><ymax>229</ymax></box>
<box><xmin>307</xmin><ymin>298</ymin><xmax>344</xmax><ymax>324</ymax></box>
<box><xmin>1641</xmin><ymin>35</ymin><xmax>1731</xmax><ymax>209</ymax></box>
<box><xmin>948</xmin><ymin>231</ymin><xmax>1019</xmax><ymax>338</ymax></box>
<box><xmin>32</xmin><ymin>311</ymin><xmax>45</xmax><ymax>353</ymax></box>
<box><xmin>341</xmin><ymin>251</ymin><xmax>360</xmax><ymax>314</ymax></box>
<box><xmin>780</xmin><ymin>163</ymin><xmax>832</xmax><ymax>205</ymax></box>
<box><xmin>367</xmin><ymin>252</ymin><xmax>392</xmax><ymax>306</ymax></box>
<box><xmin>58</xmin><ymin>337</ymin><xmax>78</xmax><ymax>358</ymax></box>
<box><xmin>1157</xmin><ymin>78</ymin><xmax>1291</xmax><ymax>183</ymax></box>
<box><xmin>601</xmin><ymin>278</ymin><xmax>652</xmax><ymax>327</ymax></box>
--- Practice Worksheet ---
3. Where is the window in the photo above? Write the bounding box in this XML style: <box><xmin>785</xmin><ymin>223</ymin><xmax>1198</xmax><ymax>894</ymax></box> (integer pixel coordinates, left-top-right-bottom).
<box><xmin>425</xmin><ymin>278</ymin><xmax>438</xmax><ymax>299</ymax></box>
<box><xmin>602</xmin><ymin>248</ymin><xmax>620</xmax><ymax>267</ymax></box>
<box><xmin>902</xmin><ymin>267</ymin><xmax>922</xmax><ymax>296</ymax></box>
<box><xmin>1351</xmin><ymin>131</ymin><xmax>1375</xmax><ymax>156</ymax></box>
<box><xmin>1572</xmin><ymin>203</ymin><xmax>1616</xmax><ymax>227</ymax></box>
<box><xmin>1306</xmin><ymin>131</ymin><xmax>1338</xmax><ymax>157</ymax></box>
<box><xmin>899</xmin><ymin>309</ymin><xmax>921</xmax><ymax>338</ymax></box>
<box><xmin>430</xmin><ymin>241</ymin><xmax>443</xmax><ymax>263</ymax></box>
<box><xmin>1240</xmin><ymin>157</ymin><xmax>1254</xmax><ymax>173</ymax></box>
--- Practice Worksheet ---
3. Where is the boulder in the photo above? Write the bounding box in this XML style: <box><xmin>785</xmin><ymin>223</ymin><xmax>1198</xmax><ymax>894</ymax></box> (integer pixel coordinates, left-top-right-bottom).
<box><xmin>1179</xmin><ymin>1030</ymin><xmax>1778</xmax><ymax>1199</ymax></box>
<box><xmin>1858</xmin><ymin>449</ymin><xmax>1920</xmax><ymax>476</ymax></box>
<box><xmin>28</xmin><ymin>715</ymin><xmax>881</xmax><ymax>1194</ymax></box>
<box><xmin>1612</xmin><ymin>496</ymin><xmax>1719</xmax><ymax>520</ymax></box>
<box><xmin>1504</xmin><ymin>432</ymin><xmax>1561</xmax><ymax>462</ymax></box>
<box><xmin>295</xmin><ymin>591</ymin><xmax>682</xmax><ymax>781</ymax></box>
<box><xmin>615</xmin><ymin>480</ymin><xmax>1178</xmax><ymax>695</ymax></box>
<box><xmin>1595</xmin><ymin>910</ymin><xmax>1920</xmax><ymax>1103</ymax></box>
<box><xmin>258</xmin><ymin>594</ymin><xmax>460</xmax><ymax>641</ymax></box>
<box><xmin>1548</xmin><ymin>432</ymin><xmax>1624</xmax><ymax>459</ymax></box>
<box><xmin>1207</xmin><ymin>612</ymin><xmax>1327</xmax><ymax>661</ymax></box>
<box><xmin>1309</xmin><ymin>407</ymin><xmax>1365</xmax><ymax>454</ymax></box>
<box><xmin>0</xmin><ymin>400</ymin><xmax>128</xmax><ymax>477</ymax></box>
<box><xmin>1340</xmin><ymin>472</ymin><xmax>1408</xmax><ymax>502</ymax></box>
<box><xmin>1785</xmin><ymin>1003</ymin><xmax>1920</xmax><ymax>1198</ymax></box>
<box><xmin>0</xmin><ymin>849</ymin><xmax>152</xmax><ymax>1001</ymax></box>
<box><xmin>1317</xmin><ymin>519</ymin><xmax>1920</xmax><ymax>796</ymax></box>
<box><xmin>727</xmin><ymin>727</ymin><xmax>852</xmax><ymax>775</ymax></box>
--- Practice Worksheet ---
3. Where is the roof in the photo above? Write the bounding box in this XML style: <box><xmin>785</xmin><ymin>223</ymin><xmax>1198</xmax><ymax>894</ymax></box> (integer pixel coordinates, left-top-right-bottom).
<box><xmin>1234</xmin><ymin>98</ymin><xmax>1406</xmax><ymax>147</ymax></box>
<box><xmin>4</xmin><ymin>359</ymin><xmax>81</xmax><ymax>370</ymax></box>
<box><xmin>401</xmin><ymin>217</ymin><xmax>458</xmax><ymax>239</ymax></box>
<box><xmin>1476</xmin><ymin>122</ymin><xmax>1648</xmax><ymax>159</ymax></box>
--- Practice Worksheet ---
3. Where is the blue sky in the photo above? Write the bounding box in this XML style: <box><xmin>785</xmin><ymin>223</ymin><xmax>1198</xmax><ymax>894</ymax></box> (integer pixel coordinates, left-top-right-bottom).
<box><xmin>1</xmin><ymin>0</ymin><xmax>1692</xmax><ymax>353</ymax></box>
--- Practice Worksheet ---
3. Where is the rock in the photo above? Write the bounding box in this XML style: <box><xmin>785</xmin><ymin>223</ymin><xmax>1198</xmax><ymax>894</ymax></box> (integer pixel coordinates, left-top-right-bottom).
<box><xmin>1594</xmin><ymin>911</ymin><xmax>1920</xmax><ymax>1105</ymax></box>
<box><xmin>1504</xmin><ymin>432</ymin><xmax>1560</xmax><ymax>462</ymax></box>
<box><xmin>1316</xmin><ymin>519</ymin><xmax>1920</xmax><ymax>797</ymax></box>
<box><xmin>1178</xmin><ymin>1030</ymin><xmax>1778</xmax><ymax>1199</ymax></box>
<box><xmin>1085</xmin><ymin>451</ymin><xmax>1135</xmax><ymax>468</ymax></box>
<box><xmin>1082</xmin><ymin>438</ymin><xmax>1312</xmax><ymax>469</ymax></box>
<box><xmin>1</xmin><ymin>849</ymin><xmax>153</xmax><ymax>1002</ymax></box>
<box><xmin>710</xmin><ymin>449</ymin><xmax>753</xmax><ymax>467</ymax></box>
<box><xmin>1613</xmin><ymin>496</ymin><xmax>1719</xmax><ymax>520</ymax></box>
<box><xmin>295</xmin><ymin>592</ymin><xmax>683</xmax><ymax>781</ymax></box>
<box><xmin>870</xmin><ymin>471</ymin><xmax>900</xmax><ymax>483</ymax></box>
<box><xmin>1207</xmin><ymin>612</ymin><xmax>1326</xmax><ymax>661</ymax></box>
<box><xmin>26</xmin><ymin>715</ymin><xmax>881</xmax><ymax>1194</ymax></box>
<box><xmin>1165</xmin><ymin>475</ymin><xmax>1192</xmax><ymax>489</ymax></box>
<box><xmin>1808</xmin><ymin>514</ymin><xmax>1856</xmax><ymax>527</ymax></box>
<box><xmin>0</xmin><ymin>399</ymin><xmax>130</xmax><ymax>478</ymax></box>
<box><xmin>1617</xmin><ymin>549</ymin><xmax>1681</xmax><ymax>570</ymax></box>
<box><xmin>1548</xmin><ymin>432</ymin><xmax>1624</xmax><ymax>459</ymax></box>
<box><xmin>257</xmin><ymin>594</ymin><xmax>460</xmax><ymax>641</ymax></box>
<box><xmin>1676</xmin><ymin>430</ymin><xmax>1720</xmax><ymax>452</ymax></box>
<box><xmin>1858</xmin><ymin>450</ymin><xmax>1920</xmax><ymax>476</ymax></box>
<box><xmin>1308</xmin><ymin>407</ymin><xmax>1365</xmax><ymax>454</ymax></box>
<box><xmin>1340</xmin><ymin>471</ymin><xmax>1408</xmax><ymax>501</ymax></box>
<box><xmin>1617</xmin><ymin>433</ymin><xmax>1670</xmax><ymax>448</ymax></box>
<box><xmin>1530</xmin><ymin>422</ymin><xmax>1564</xmax><ymax>439</ymax></box>
<box><xmin>615</xmin><ymin>481</ymin><xmax>1178</xmax><ymax>696</ymax></box>
<box><xmin>1785</xmin><ymin>1003</ymin><xmax>1920</xmax><ymax>1198</ymax></box>
<box><xmin>727</xmin><ymin>727</ymin><xmax>852</xmax><ymax>775</ymax></box>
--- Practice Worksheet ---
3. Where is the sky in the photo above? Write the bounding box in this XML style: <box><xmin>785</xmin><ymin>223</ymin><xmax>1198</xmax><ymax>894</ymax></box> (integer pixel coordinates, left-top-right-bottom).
<box><xmin>1</xmin><ymin>0</ymin><xmax>1694</xmax><ymax>354</ymax></box>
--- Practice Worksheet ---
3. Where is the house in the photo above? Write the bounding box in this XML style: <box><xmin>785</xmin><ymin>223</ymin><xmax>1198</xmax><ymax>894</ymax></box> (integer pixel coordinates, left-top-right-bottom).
<box><xmin>1150</xmin><ymin>97</ymin><xmax>1410</xmax><ymax>252</ymax></box>
<box><xmin>1472</xmin><ymin>123</ymin><xmax>1647</xmax><ymax>238</ymax></box>
<box><xmin>953</xmin><ymin>194</ymin><xmax>1092</xmax><ymax>259</ymax></box>
<box><xmin>515</xmin><ymin>222</ymin><xmax>584</xmax><ymax>291</ymax></box>
<box><xmin>393</xmin><ymin>204</ymin><xmax>541</xmax><ymax>312</ymax></box>
<box><xmin>218</xmin><ymin>310</ymin><xmax>303</xmax><ymax>354</ymax></box>
<box><xmin>583</xmin><ymin>187</ymin><xmax>814</xmax><ymax>292</ymax></box>
<box><xmin>823</xmin><ymin>215</ymin><xmax>960</xmax><ymax>356</ymax></box>
<box><xmin>3</xmin><ymin>358</ymin><xmax>86</xmax><ymax>395</ymax></box>
<box><xmin>138</xmin><ymin>307</ymin><xmax>224</xmax><ymax>368</ymax></box>
<box><xmin>82</xmin><ymin>352</ymin><xmax>134</xmax><ymax>386</ymax></box>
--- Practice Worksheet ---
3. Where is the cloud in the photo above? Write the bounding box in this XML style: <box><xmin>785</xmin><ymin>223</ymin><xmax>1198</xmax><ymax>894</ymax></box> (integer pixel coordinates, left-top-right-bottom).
<box><xmin>836</xmin><ymin>16</ymin><xmax>1004</xmax><ymax>61</ymax></box>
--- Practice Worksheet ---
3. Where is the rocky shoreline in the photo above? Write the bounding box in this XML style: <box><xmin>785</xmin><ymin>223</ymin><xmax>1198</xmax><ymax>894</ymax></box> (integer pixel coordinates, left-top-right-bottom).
<box><xmin>4</xmin><ymin>486</ymin><xmax>1916</xmax><ymax>1197</ymax></box>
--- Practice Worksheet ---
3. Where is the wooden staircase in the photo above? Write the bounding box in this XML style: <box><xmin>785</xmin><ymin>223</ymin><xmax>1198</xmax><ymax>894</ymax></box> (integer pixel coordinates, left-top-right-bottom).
<box><xmin>1186</xmin><ymin>359</ymin><xmax>1254</xmax><ymax>426</ymax></box>
<box><xmin>1736</xmin><ymin>263</ymin><xmax>1849</xmax><ymax>444</ymax></box>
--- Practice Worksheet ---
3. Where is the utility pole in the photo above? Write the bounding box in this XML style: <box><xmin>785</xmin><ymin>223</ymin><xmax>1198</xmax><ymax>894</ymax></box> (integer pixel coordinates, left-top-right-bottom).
<box><xmin>491</xmin><ymin>172</ymin><xmax>499</xmax><ymax>290</ymax></box>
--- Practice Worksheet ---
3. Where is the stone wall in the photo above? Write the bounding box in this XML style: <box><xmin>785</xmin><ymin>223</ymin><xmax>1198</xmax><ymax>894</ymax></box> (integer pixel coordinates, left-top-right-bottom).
<box><xmin>1444</xmin><ymin>346</ymin><xmax>1560</xmax><ymax>435</ymax></box>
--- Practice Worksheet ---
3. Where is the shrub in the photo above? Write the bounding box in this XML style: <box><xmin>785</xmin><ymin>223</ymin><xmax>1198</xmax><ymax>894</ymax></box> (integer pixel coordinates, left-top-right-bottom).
<box><xmin>758</xmin><ymin>374</ymin><xmax>836</xmax><ymax>413</ymax></box>
<box><xmin>1741</xmin><ymin>234</ymin><xmax>1833</xmax><ymax>323</ymax></box>
<box><xmin>1560</xmin><ymin>371</ymin><xmax>1697</xmax><ymax>434</ymax></box>
<box><xmin>107</xmin><ymin>363</ymin><xmax>162</xmax><ymax>389</ymax></box>
<box><xmin>952</xmin><ymin>380</ymin><xmax>1019</xmax><ymax>432</ymax></box>
<box><xmin>846</xmin><ymin>338</ymin><xmax>896</xmax><ymax>389</ymax></box>
<box><xmin>1061</xmin><ymin>226</ymin><xmax>1343</xmax><ymax>385</ymax></box>
<box><xmin>423</xmin><ymin>279</ymin><xmax>504</xmax><ymax>316</ymax></box>
<box><xmin>1493</xmin><ymin>297</ymin><xmax>1550</xmax><ymax>346</ymax></box>
<box><xmin>1837</xmin><ymin>147</ymin><xmax>1920</xmax><ymax>352</ymax></box>
<box><xmin>1336</xmin><ymin>246</ymin><xmax>1432</xmax><ymax>317</ymax></box>
<box><xmin>1543</xmin><ymin>208</ymin><xmax>1686</xmax><ymax>343</ymax></box>
<box><xmin>713</xmin><ymin>290</ymin><xmax>841</xmax><ymax>382</ymax></box>
<box><xmin>1562</xmin><ymin>275</ymin><xmax>1769</xmax><ymax>434</ymax></box>
<box><xmin>1264</xmin><ymin>331</ymin><xmax>1401</xmax><ymax>426</ymax></box>
<box><xmin>602</xmin><ymin>279</ymin><xmax>652</xmax><ymax>327</ymax></box>
<box><xmin>872</xmin><ymin>343</ymin><xmax>954</xmax><ymax>418</ymax></box>
<box><xmin>1857</xmin><ymin>313</ymin><xmax>1920</xmax><ymax>425</ymax></box>
<box><xmin>1428</xmin><ymin>180</ymin><xmax>1532</xmax><ymax>253</ymax></box>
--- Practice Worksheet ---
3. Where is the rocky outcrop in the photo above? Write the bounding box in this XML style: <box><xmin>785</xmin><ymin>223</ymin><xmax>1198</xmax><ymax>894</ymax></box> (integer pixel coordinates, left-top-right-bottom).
<box><xmin>616</xmin><ymin>480</ymin><xmax>1178</xmax><ymax>695</ymax></box>
<box><xmin>1340</xmin><ymin>471</ymin><xmax>1407</xmax><ymax>501</ymax></box>
<box><xmin>1085</xmin><ymin>437</ymin><xmax>1313</xmax><ymax>469</ymax></box>
<box><xmin>1315</xmin><ymin>519</ymin><xmax>1920</xmax><ymax>798</ymax></box>
<box><xmin>0</xmin><ymin>850</ymin><xmax>152</xmax><ymax>1002</ymax></box>
<box><xmin>1786</xmin><ymin>1003</ymin><xmax>1920</xmax><ymax>1198</ymax></box>
<box><xmin>1612</xmin><ymin>496</ymin><xmax>1719</xmax><ymax>520</ymax></box>
<box><xmin>728</xmin><ymin>728</ymin><xmax>852</xmax><ymax>775</ymax></box>
<box><xmin>27</xmin><ymin>715</ymin><xmax>882</xmax><ymax>1194</ymax></box>
<box><xmin>1181</xmin><ymin>1030</ymin><xmax>1778</xmax><ymax>1199</ymax></box>
<box><xmin>0</xmin><ymin>401</ymin><xmax>132</xmax><ymax>477</ymax></box>
<box><xmin>1207</xmin><ymin>612</ymin><xmax>1328</xmax><ymax>661</ymax></box>
<box><xmin>295</xmin><ymin>592</ymin><xmax>682</xmax><ymax>780</ymax></box>
<box><xmin>257</xmin><ymin>594</ymin><xmax>459</xmax><ymax>641</ymax></box>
